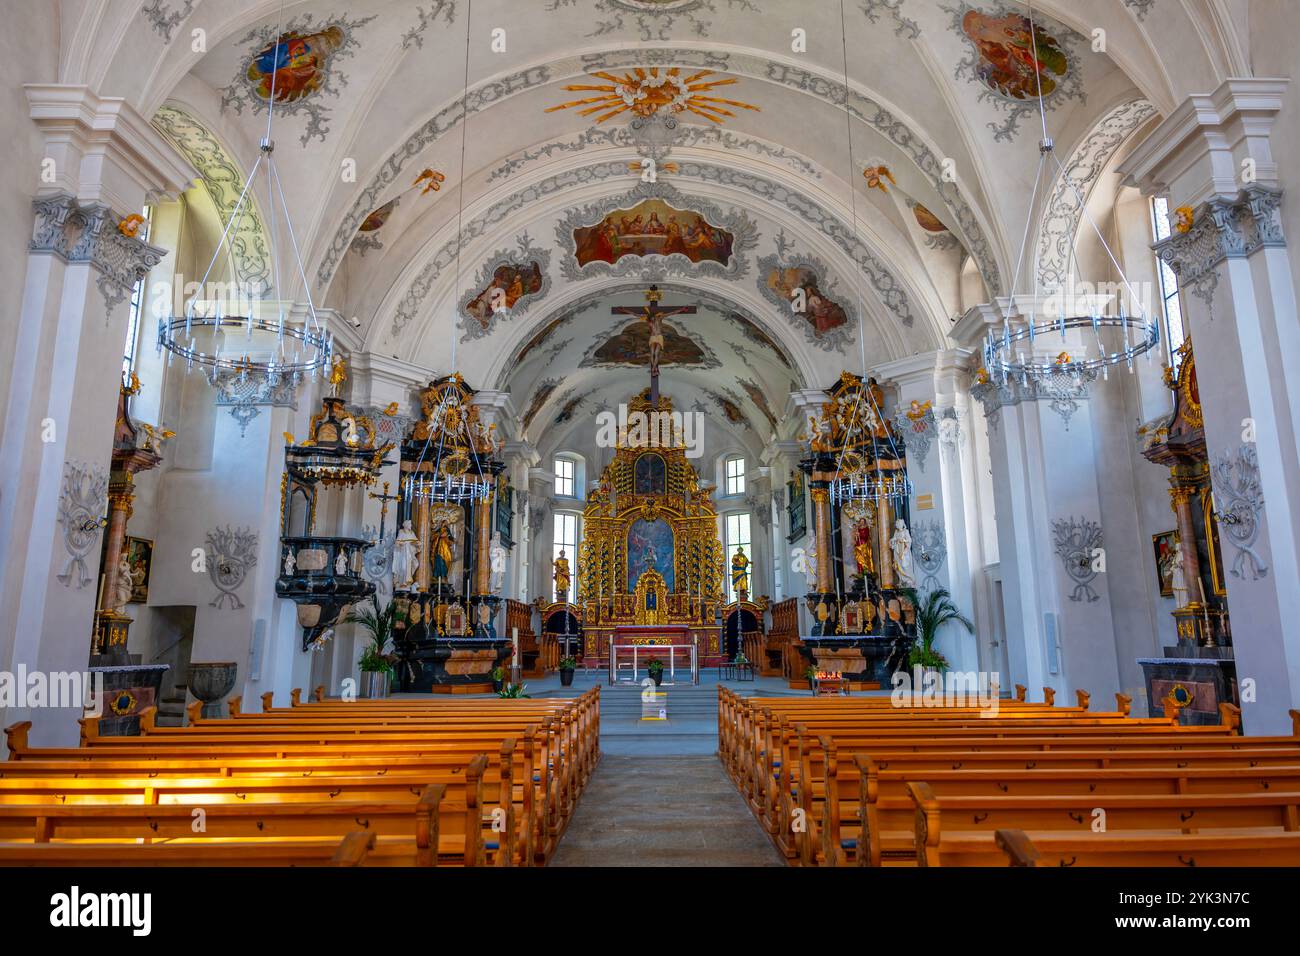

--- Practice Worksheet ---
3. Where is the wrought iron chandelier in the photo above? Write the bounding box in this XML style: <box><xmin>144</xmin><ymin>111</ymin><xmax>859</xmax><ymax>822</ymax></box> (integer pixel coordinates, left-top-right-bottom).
<box><xmin>982</xmin><ymin>3</ymin><xmax>1159</xmax><ymax>386</ymax></box>
<box><xmin>157</xmin><ymin>3</ymin><xmax>331</xmax><ymax>388</ymax></box>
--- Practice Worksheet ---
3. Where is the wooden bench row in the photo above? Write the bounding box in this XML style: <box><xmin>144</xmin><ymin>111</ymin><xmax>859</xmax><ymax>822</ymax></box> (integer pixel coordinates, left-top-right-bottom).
<box><xmin>717</xmin><ymin>687</ymin><xmax>1300</xmax><ymax>867</ymax></box>
<box><xmin>0</xmin><ymin>688</ymin><xmax>600</xmax><ymax>867</ymax></box>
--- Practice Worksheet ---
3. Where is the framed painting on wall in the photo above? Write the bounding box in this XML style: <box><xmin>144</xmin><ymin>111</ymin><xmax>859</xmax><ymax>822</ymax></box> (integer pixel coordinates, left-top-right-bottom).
<box><xmin>1151</xmin><ymin>530</ymin><xmax>1178</xmax><ymax>598</ymax></box>
<box><xmin>125</xmin><ymin>536</ymin><xmax>153</xmax><ymax>604</ymax></box>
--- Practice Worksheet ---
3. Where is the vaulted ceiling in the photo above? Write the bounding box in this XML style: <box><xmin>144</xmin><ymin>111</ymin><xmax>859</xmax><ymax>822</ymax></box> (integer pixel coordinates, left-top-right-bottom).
<box><xmin>63</xmin><ymin>0</ymin><xmax>1249</xmax><ymax>449</ymax></box>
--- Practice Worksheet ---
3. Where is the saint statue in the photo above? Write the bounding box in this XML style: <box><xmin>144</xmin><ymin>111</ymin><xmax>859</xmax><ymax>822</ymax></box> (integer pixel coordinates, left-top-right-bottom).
<box><xmin>554</xmin><ymin>548</ymin><xmax>572</xmax><ymax>598</ymax></box>
<box><xmin>393</xmin><ymin>520</ymin><xmax>418</xmax><ymax>590</ymax></box>
<box><xmin>890</xmin><ymin>518</ymin><xmax>916</xmax><ymax>588</ymax></box>
<box><xmin>1170</xmin><ymin>541</ymin><xmax>1189</xmax><ymax>607</ymax></box>
<box><xmin>804</xmin><ymin>541</ymin><xmax>819</xmax><ymax>581</ymax></box>
<box><xmin>430</xmin><ymin>520</ymin><xmax>455</xmax><ymax>581</ymax></box>
<box><xmin>112</xmin><ymin>553</ymin><xmax>133</xmax><ymax>611</ymax></box>
<box><xmin>335</xmin><ymin>550</ymin><xmax>349</xmax><ymax>576</ymax></box>
<box><xmin>731</xmin><ymin>546</ymin><xmax>750</xmax><ymax>597</ymax></box>
<box><xmin>283</xmin><ymin>550</ymin><xmax>296</xmax><ymax>576</ymax></box>
<box><xmin>852</xmin><ymin>518</ymin><xmax>874</xmax><ymax>578</ymax></box>
<box><xmin>489</xmin><ymin>533</ymin><xmax>508</xmax><ymax>593</ymax></box>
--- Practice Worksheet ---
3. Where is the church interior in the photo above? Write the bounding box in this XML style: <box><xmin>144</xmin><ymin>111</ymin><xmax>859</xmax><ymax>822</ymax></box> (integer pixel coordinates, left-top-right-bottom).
<box><xmin>2</xmin><ymin>0</ymin><xmax>1300</xmax><ymax>888</ymax></box>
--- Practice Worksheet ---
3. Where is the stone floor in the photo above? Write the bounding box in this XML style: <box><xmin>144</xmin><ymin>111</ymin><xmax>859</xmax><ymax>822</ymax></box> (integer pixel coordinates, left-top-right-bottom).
<box><xmin>543</xmin><ymin>672</ymin><xmax>797</xmax><ymax>866</ymax></box>
<box><xmin>549</xmin><ymin>754</ymin><xmax>784</xmax><ymax>867</ymax></box>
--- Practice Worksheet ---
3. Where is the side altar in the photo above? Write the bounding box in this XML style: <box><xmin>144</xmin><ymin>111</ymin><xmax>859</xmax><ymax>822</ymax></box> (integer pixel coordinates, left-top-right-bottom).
<box><xmin>389</xmin><ymin>375</ymin><xmax>513</xmax><ymax>692</ymax></box>
<box><xmin>576</xmin><ymin>389</ymin><xmax>725</xmax><ymax>664</ymax></box>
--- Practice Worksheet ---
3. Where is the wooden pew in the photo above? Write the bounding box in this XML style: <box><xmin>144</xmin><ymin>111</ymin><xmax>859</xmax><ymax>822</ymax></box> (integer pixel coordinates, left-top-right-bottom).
<box><xmin>0</xmin><ymin>831</ymin><xmax>394</xmax><ymax>867</ymax></box>
<box><xmin>977</xmin><ymin>827</ymin><xmax>1300</xmax><ymax>867</ymax></box>
<box><xmin>820</xmin><ymin>754</ymin><xmax>1300</xmax><ymax>867</ymax></box>
<box><xmin>908</xmin><ymin>780</ymin><xmax>1300</xmax><ymax>867</ymax></box>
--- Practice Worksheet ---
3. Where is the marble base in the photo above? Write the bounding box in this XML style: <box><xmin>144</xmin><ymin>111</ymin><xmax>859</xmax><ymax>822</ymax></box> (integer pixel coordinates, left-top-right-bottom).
<box><xmin>1137</xmin><ymin>654</ymin><xmax>1237</xmax><ymax>726</ymax></box>
<box><xmin>797</xmin><ymin>635</ymin><xmax>907</xmax><ymax>685</ymax></box>
<box><xmin>397</xmin><ymin>637</ymin><xmax>513</xmax><ymax>692</ymax></box>
<box><xmin>87</xmin><ymin>663</ymin><xmax>169</xmax><ymax>736</ymax></box>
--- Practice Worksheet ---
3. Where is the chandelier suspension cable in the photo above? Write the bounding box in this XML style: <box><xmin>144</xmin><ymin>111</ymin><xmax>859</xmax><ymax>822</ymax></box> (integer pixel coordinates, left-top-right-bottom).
<box><xmin>826</xmin><ymin>0</ymin><xmax>910</xmax><ymax>510</ymax></box>
<box><xmin>983</xmin><ymin>0</ymin><xmax>1158</xmax><ymax>384</ymax></box>
<box><xmin>404</xmin><ymin>0</ymin><xmax>480</xmax><ymax>505</ymax></box>
<box><xmin>160</xmin><ymin>0</ymin><xmax>331</xmax><ymax>382</ymax></box>
<box><xmin>449</xmin><ymin>0</ymin><xmax>473</xmax><ymax>374</ymax></box>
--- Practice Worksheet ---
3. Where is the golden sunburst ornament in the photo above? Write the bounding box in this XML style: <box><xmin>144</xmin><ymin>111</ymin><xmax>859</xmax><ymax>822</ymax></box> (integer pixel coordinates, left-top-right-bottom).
<box><xmin>546</xmin><ymin>68</ymin><xmax>759</xmax><ymax>125</ymax></box>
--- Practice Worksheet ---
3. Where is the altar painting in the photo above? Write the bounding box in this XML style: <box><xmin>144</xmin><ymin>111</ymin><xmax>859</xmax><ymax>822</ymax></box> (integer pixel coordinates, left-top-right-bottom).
<box><xmin>634</xmin><ymin>453</ymin><xmax>667</xmax><ymax>495</ymax></box>
<box><xmin>627</xmin><ymin>518</ymin><xmax>675</xmax><ymax>592</ymax></box>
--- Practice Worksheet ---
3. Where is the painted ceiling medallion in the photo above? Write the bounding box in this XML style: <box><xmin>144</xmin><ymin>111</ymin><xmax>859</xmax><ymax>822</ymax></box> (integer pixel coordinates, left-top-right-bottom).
<box><xmin>944</xmin><ymin>3</ymin><xmax>1084</xmax><ymax>142</ymax></box>
<box><xmin>221</xmin><ymin>14</ymin><xmax>375</xmax><ymax>145</ymax></box>
<box><xmin>546</xmin><ymin>68</ymin><xmax>759</xmax><ymax>126</ymax></box>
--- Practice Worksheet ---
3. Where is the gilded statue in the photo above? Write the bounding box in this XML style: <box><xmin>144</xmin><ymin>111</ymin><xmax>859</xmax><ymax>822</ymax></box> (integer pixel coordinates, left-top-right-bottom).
<box><xmin>731</xmin><ymin>546</ymin><xmax>750</xmax><ymax>596</ymax></box>
<box><xmin>553</xmin><ymin>548</ymin><xmax>572</xmax><ymax>597</ymax></box>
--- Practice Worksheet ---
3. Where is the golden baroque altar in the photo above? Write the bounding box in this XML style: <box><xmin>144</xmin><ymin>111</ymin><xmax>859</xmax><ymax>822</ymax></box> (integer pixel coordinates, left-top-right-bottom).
<box><xmin>577</xmin><ymin>390</ymin><xmax>725</xmax><ymax>660</ymax></box>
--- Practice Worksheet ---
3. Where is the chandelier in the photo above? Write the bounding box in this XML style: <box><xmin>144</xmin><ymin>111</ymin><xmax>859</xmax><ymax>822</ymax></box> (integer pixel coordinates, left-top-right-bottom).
<box><xmin>157</xmin><ymin>10</ymin><xmax>331</xmax><ymax>388</ymax></box>
<box><xmin>981</xmin><ymin>4</ymin><xmax>1159</xmax><ymax>386</ymax></box>
<box><xmin>403</xmin><ymin>376</ymin><xmax>501</xmax><ymax>505</ymax></box>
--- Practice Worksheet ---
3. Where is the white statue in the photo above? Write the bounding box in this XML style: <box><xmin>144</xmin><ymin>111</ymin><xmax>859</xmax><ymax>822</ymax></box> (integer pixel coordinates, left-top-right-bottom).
<box><xmin>335</xmin><ymin>550</ymin><xmax>348</xmax><ymax>575</ymax></box>
<box><xmin>890</xmin><ymin>518</ymin><xmax>916</xmax><ymax>587</ymax></box>
<box><xmin>283</xmin><ymin>550</ymin><xmax>296</xmax><ymax>575</ymax></box>
<box><xmin>393</xmin><ymin>520</ymin><xmax>418</xmax><ymax>589</ymax></box>
<box><xmin>1170</xmin><ymin>541</ymin><xmax>1189</xmax><ymax>607</ymax></box>
<box><xmin>489</xmin><ymin>533</ymin><xmax>508</xmax><ymax>593</ymax></box>
<box><xmin>112</xmin><ymin>552</ymin><xmax>133</xmax><ymax>611</ymax></box>
<box><xmin>804</xmin><ymin>541</ymin><xmax>819</xmax><ymax>580</ymax></box>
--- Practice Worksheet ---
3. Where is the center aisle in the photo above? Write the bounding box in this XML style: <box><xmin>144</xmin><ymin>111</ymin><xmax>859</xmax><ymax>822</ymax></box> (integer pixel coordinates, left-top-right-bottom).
<box><xmin>539</xmin><ymin>672</ymin><xmax>801</xmax><ymax>866</ymax></box>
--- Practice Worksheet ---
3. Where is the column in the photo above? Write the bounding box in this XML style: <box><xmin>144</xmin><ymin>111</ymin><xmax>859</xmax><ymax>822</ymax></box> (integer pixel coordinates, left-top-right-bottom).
<box><xmin>1119</xmin><ymin>78</ymin><xmax>1300</xmax><ymax>733</ymax></box>
<box><xmin>955</xmin><ymin>300</ymin><xmax>1123</xmax><ymax>704</ymax></box>
<box><xmin>0</xmin><ymin>86</ymin><xmax>193</xmax><ymax>747</ymax></box>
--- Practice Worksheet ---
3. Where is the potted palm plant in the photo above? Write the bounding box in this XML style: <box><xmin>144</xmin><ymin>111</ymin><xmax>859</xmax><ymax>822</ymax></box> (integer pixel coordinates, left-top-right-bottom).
<box><xmin>646</xmin><ymin>657</ymin><xmax>665</xmax><ymax>686</ymax></box>
<box><xmin>346</xmin><ymin>599</ymin><xmax>397</xmax><ymax>698</ymax></box>
<box><xmin>906</xmin><ymin>586</ymin><xmax>973</xmax><ymax>675</ymax></box>
<box><xmin>558</xmin><ymin>655</ymin><xmax>577</xmax><ymax>687</ymax></box>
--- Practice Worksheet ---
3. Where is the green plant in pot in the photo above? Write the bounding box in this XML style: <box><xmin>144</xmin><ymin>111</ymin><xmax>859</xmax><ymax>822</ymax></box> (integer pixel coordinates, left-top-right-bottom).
<box><xmin>646</xmin><ymin>657</ymin><xmax>665</xmax><ymax>686</ymax></box>
<box><xmin>558</xmin><ymin>655</ymin><xmax>577</xmax><ymax>687</ymax></box>
<box><xmin>905</xmin><ymin>586</ymin><xmax>973</xmax><ymax>674</ymax></box>
<box><xmin>491</xmin><ymin>666</ymin><xmax>506</xmax><ymax>692</ymax></box>
<box><xmin>345</xmin><ymin>599</ymin><xmax>398</xmax><ymax>698</ymax></box>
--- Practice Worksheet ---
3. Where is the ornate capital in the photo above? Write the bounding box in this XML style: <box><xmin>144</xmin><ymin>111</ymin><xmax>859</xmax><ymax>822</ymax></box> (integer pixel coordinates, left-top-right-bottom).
<box><xmin>1155</xmin><ymin>184</ymin><xmax>1285</xmax><ymax>286</ymax></box>
<box><xmin>30</xmin><ymin>193</ymin><xmax>167</xmax><ymax>315</ymax></box>
<box><xmin>970</xmin><ymin>367</ymin><xmax>1097</xmax><ymax>430</ymax></box>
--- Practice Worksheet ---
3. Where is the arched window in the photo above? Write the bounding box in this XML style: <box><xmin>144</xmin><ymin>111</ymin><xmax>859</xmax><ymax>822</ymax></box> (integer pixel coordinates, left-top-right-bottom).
<box><xmin>1150</xmin><ymin>197</ymin><xmax>1186</xmax><ymax>371</ymax></box>
<box><xmin>552</xmin><ymin>512</ymin><xmax>579</xmax><ymax>601</ymax></box>
<box><xmin>554</xmin><ymin>456</ymin><xmax>576</xmax><ymax>497</ymax></box>
<box><xmin>725</xmin><ymin>455</ymin><xmax>746</xmax><ymax>496</ymax></box>
<box><xmin>725</xmin><ymin>511</ymin><xmax>751</xmax><ymax>602</ymax></box>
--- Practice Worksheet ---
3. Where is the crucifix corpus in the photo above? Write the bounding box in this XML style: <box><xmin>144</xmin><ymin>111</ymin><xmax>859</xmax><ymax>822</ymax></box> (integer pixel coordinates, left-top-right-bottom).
<box><xmin>611</xmin><ymin>285</ymin><xmax>697</xmax><ymax>402</ymax></box>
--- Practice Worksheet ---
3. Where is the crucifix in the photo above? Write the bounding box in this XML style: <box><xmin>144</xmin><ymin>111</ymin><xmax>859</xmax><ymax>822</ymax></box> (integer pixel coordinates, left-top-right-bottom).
<box><xmin>368</xmin><ymin>481</ymin><xmax>401</xmax><ymax>539</ymax></box>
<box><xmin>611</xmin><ymin>285</ymin><xmax>697</xmax><ymax>402</ymax></box>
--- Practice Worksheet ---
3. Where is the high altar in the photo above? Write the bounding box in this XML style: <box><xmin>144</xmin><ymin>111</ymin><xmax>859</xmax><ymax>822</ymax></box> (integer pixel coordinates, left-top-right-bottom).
<box><xmin>578</xmin><ymin>389</ymin><xmax>725</xmax><ymax>663</ymax></box>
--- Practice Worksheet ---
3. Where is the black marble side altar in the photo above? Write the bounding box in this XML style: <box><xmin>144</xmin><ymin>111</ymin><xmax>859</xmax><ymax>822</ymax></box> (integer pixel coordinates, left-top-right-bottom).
<box><xmin>796</xmin><ymin>635</ymin><xmax>907</xmax><ymax>686</ymax></box>
<box><xmin>1138</xmin><ymin>646</ymin><xmax>1237</xmax><ymax>726</ymax></box>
